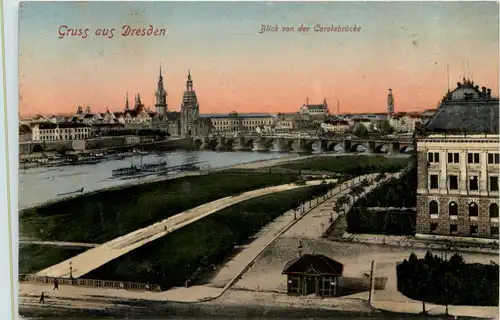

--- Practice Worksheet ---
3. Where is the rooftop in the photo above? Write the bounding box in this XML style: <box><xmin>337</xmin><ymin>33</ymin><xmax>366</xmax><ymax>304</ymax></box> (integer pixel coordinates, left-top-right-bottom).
<box><xmin>424</xmin><ymin>79</ymin><xmax>499</xmax><ymax>134</ymax></box>
<box><xmin>282</xmin><ymin>254</ymin><xmax>344</xmax><ymax>276</ymax></box>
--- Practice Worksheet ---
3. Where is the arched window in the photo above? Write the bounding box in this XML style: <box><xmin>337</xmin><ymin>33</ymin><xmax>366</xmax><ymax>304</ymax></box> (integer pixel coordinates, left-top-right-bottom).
<box><xmin>469</xmin><ymin>202</ymin><xmax>478</xmax><ymax>217</ymax></box>
<box><xmin>429</xmin><ymin>201</ymin><xmax>439</xmax><ymax>215</ymax></box>
<box><xmin>449</xmin><ymin>202</ymin><xmax>458</xmax><ymax>216</ymax></box>
<box><xmin>490</xmin><ymin>203</ymin><xmax>499</xmax><ymax>218</ymax></box>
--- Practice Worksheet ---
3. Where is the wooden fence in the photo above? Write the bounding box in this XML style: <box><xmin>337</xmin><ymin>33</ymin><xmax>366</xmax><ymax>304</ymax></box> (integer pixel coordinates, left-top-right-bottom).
<box><xmin>19</xmin><ymin>274</ymin><xmax>162</xmax><ymax>292</ymax></box>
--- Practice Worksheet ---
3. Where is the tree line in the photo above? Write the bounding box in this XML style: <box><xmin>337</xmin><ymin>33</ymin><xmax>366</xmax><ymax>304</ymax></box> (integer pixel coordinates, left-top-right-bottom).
<box><xmin>397</xmin><ymin>251</ymin><xmax>499</xmax><ymax>310</ymax></box>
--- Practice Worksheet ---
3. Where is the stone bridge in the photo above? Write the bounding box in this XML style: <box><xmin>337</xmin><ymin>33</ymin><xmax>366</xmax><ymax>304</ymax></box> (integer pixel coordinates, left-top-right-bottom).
<box><xmin>192</xmin><ymin>134</ymin><xmax>415</xmax><ymax>154</ymax></box>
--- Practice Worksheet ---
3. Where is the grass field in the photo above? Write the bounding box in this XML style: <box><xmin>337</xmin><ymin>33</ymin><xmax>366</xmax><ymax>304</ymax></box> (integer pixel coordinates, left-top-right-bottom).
<box><xmin>20</xmin><ymin>170</ymin><xmax>300</xmax><ymax>243</ymax></box>
<box><xmin>82</xmin><ymin>184</ymin><xmax>333</xmax><ymax>288</ymax></box>
<box><xmin>277</xmin><ymin>155</ymin><xmax>410</xmax><ymax>174</ymax></box>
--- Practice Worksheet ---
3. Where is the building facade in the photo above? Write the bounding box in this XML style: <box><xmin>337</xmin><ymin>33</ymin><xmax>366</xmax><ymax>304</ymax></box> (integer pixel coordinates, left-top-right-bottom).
<box><xmin>180</xmin><ymin>70</ymin><xmax>200</xmax><ymax>137</ymax></box>
<box><xmin>31</xmin><ymin>123</ymin><xmax>91</xmax><ymax>141</ymax></box>
<box><xmin>299</xmin><ymin>98</ymin><xmax>329</xmax><ymax>120</ymax></box>
<box><xmin>203</xmin><ymin>112</ymin><xmax>275</xmax><ymax>133</ymax></box>
<box><xmin>389</xmin><ymin>112</ymin><xmax>428</xmax><ymax>133</ymax></box>
<box><xmin>416</xmin><ymin>79</ymin><xmax>499</xmax><ymax>239</ymax></box>
<box><xmin>282</xmin><ymin>254</ymin><xmax>344</xmax><ymax>297</ymax></box>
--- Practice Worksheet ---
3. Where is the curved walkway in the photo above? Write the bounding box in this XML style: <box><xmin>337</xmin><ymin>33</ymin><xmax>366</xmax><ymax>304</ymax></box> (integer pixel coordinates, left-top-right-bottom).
<box><xmin>35</xmin><ymin>179</ymin><xmax>337</xmax><ymax>279</ymax></box>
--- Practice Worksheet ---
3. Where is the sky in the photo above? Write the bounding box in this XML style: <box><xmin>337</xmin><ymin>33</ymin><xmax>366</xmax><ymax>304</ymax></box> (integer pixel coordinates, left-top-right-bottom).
<box><xmin>19</xmin><ymin>1</ymin><xmax>499</xmax><ymax>117</ymax></box>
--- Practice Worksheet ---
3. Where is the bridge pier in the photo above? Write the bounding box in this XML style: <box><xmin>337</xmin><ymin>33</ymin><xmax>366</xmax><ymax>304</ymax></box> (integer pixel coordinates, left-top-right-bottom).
<box><xmin>388</xmin><ymin>142</ymin><xmax>400</xmax><ymax>155</ymax></box>
<box><xmin>292</xmin><ymin>139</ymin><xmax>313</xmax><ymax>153</ymax></box>
<box><xmin>318</xmin><ymin>140</ymin><xmax>328</xmax><ymax>152</ymax></box>
<box><xmin>343</xmin><ymin>140</ymin><xmax>352</xmax><ymax>153</ymax></box>
<box><xmin>275</xmin><ymin>138</ymin><xmax>292</xmax><ymax>152</ymax></box>
<box><xmin>215</xmin><ymin>137</ymin><xmax>227</xmax><ymax>151</ymax></box>
<box><xmin>365</xmin><ymin>141</ymin><xmax>375</xmax><ymax>154</ymax></box>
<box><xmin>200</xmin><ymin>137</ymin><xmax>212</xmax><ymax>150</ymax></box>
<box><xmin>232</xmin><ymin>137</ymin><xmax>252</xmax><ymax>151</ymax></box>
<box><xmin>254</xmin><ymin>138</ymin><xmax>270</xmax><ymax>151</ymax></box>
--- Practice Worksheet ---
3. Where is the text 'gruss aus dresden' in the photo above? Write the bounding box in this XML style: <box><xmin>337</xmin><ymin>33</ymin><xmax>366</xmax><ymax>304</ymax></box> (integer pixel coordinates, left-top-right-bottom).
<box><xmin>57</xmin><ymin>25</ymin><xmax>167</xmax><ymax>39</ymax></box>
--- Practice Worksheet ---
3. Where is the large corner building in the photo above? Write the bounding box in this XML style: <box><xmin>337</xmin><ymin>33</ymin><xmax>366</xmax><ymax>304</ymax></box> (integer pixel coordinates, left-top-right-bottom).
<box><xmin>416</xmin><ymin>79</ymin><xmax>499</xmax><ymax>239</ymax></box>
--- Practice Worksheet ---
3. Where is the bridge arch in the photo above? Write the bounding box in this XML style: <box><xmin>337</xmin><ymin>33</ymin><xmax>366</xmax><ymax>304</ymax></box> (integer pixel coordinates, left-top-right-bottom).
<box><xmin>32</xmin><ymin>143</ymin><xmax>44</xmax><ymax>153</ymax></box>
<box><xmin>350</xmin><ymin>143</ymin><xmax>366</xmax><ymax>153</ymax></box>
<box><xmin>326</xmin><ymin>141</ymin><xmax>342</xmax><ymax>152</ymax></box>
<box><xmin>374</xmin><ymin>144</ymin><xmax>388</xmax><ymax>153</ymax></box>
<box><xmin>399</xmin><ymin>145</ymin><xmax>414</xmax><ymax>153</ymax></box>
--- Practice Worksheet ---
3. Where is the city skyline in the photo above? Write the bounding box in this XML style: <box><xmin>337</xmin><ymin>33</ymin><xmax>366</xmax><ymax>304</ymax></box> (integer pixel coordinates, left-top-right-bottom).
<box><xmin>19</xmin><ymin>1</ymin><xmax>499</xmax><ymax>117</ymax></box>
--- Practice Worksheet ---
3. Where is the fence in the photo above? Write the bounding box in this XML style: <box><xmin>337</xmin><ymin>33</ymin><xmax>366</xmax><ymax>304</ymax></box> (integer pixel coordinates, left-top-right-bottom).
<box><xmin>19</xmin><ymin>274</ymin><xmax>162</xmax><ymax>292</ymax></box>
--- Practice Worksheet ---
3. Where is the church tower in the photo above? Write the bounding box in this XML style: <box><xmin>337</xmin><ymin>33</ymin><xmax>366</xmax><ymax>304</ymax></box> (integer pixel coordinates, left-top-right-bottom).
<box><xmin>155</xmin><ymin>65</ymin><xmax>168</xmax><ymax>116</ymax></box>
<box><xmin>124</xmin><ymin>92</ymin><xmax>130</xmax><ymax>112</ymax></box>
<box><xmin>180</xmin><ymin>70</ymin><xmax>200</xmax><ymax>137</ymax></box>
<box><xmin>387</xmin><ymin>88</ymin><xmax>395</xmax><ymax>118</ymax></box>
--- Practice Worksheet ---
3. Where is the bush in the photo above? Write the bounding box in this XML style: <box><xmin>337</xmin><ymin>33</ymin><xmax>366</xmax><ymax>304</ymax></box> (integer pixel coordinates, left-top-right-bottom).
<box><xmin>20</xmin><ymin>171</ymin><xmax>299</xmax><ymax>243</ymax></box>
<box><xmin>83</xmin><ymin>185</ymin><xmax>332</xmax><ymax>289</ymax></box>
<box><xmin>397</xmin><ymin>251</ymin><xmax>499</xmax><ymax>306</ymax></box>
<box><xmin>279</xmin><ymin>155</ymin><xmax>409</xmax><ymax>175</ymax></box>
<box><xmin>355</xmin><ymin>165</ymin><xmax>416</xmax><ymax>208</ymax></box>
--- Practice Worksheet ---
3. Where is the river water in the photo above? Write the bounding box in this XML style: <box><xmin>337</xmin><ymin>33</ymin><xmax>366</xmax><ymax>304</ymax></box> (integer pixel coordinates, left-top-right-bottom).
<box><xmin>19</xmin><ymin>150</ymin><xmax>296</xmax><ymax>210</ymax></box>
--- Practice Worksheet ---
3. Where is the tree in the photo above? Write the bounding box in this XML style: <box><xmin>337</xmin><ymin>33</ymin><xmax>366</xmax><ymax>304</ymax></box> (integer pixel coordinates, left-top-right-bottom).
<box><xmin>353</xmin><ymin>124</ymin><xmax>369</xmax><ymax>137</ymax></box>
<box><xmin>379</xmin><ymin>120</ymin><xmax>394</xmax><ymax>135</ymax></box>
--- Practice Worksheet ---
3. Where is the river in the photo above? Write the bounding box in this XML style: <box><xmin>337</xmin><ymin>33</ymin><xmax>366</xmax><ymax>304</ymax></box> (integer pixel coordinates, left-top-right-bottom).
<box><xmin>19</xmin><ymin>150</ymin><xmax>297</xmax><ymax>210</ymax></box>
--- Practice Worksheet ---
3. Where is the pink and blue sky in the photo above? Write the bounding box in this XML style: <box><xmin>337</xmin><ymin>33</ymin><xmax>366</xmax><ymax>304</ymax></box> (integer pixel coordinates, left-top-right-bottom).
<box><xmin>19</xmin><ymin>1</ymin><xmax>499</xmax><ymax>117</ymax></box>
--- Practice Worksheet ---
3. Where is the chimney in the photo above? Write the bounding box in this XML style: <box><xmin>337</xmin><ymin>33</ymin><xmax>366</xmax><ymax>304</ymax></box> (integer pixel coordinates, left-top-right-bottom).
<box><xmin>487</xmin><ymin>88</ymin><xmax>491</xmax><ymax>99</ymax></box>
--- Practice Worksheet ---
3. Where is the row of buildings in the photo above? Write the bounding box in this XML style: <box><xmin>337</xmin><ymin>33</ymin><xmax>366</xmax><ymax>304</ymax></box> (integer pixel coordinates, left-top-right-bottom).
<box><xmin>20</xmin><ymin>88</ymin><xmax>435</xmax><ymax>143</ymax></box>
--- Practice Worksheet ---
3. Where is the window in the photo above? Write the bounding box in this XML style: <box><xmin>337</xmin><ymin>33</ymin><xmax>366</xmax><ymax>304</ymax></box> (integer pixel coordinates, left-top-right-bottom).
<box><xmin>469</xmin><ymin>202</ymin><xmax>478</xmax><ymax>217</ymax></box>
<box><xmin>430</xmin><ymin>175</ymin><xmax>439</xmax><ymax>189</ymax></box>
<box><xmin>429</xmin><ymin>201</ymin><xmax>439</xmax><ymax>215</ymax></box>
<box><xmin>488</xmin><ymin>153</ymin><xmax>500</xmax><ymax>164</ymax></box>
<box><xmin>450</xmin><ymin>224</ymin><xmax>458</xmax><ymax>234</ymax></box>
<box><xmin>428</xmin><ymin>152</ymin><xmax>440</xmax><ymax>163</ymax></box>
<box><xmin>469</xmin><ymin>176</ymin><xmax>479</xmax><ymax>191</ymax></box>
<box><xmin>470</xmin><ymin>225</ymin><xmax>478</xmax><ymax>235</ymax></box>
<box><xmin>430</xmin><ymin>223</ymin><xmax>438</xmax><ymax>232</ymax></box>
<box><xmin>447</xmin><ymin>152</ymin><xmax>460</xmax><ymax>164</ymax></box>
<box><xmin>449</xmin><ymin>175</ymin><xmax>459</xmax><ymax>190</ymax></box>
<box><xmin>490</xmin><ymin>176</ymin><xmax>499</xmax><ymax>192</ymax></box>
<box><xmin>468</xmin><ymin>153</ymin><xmax>480</xmax><ymax>164</ymax></box>
<box><xmin>491</xmin><ymin>226</ymin><xmax>499</xmax><ymax>237</ymax></box>
<box><xmin>448</xmin><ymin>202</ymin><xmax>458</xmax><ymax>216</ymax></box>
<box><xmin>490</xmin><ymin>203</ymin><xmax>499</xmax><ymax>218</ymax></box>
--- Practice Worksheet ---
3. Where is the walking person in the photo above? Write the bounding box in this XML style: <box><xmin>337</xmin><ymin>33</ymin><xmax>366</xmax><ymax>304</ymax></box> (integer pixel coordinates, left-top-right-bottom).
<box><xmin>53</xmin><ymin>278</ymin><xmax>59</xmax><ymax>290</ymax></box>
<box><xmin>39</xmin><ymin>292</ymin><xmax>45</xmax><ymax>304</ymax></box>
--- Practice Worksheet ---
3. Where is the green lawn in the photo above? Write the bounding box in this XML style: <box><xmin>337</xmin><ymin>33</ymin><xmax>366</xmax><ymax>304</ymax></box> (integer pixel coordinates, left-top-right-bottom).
<box><xmin>277</xmin><ymin>155</ymin><xmax>410</xmax><ymax>174</ymax></box>
<box><xmin>83</xmin><ymin>184</ymin><xmax>333</xmax><ymax>289</ymax></box>
<box><xmin>20</xmin><ymin>170</ymin><xmax>299</xmax><ymax>243</ymax></box>
<box><xmin>19</xmin><ymin>244</ymin><xmax>86</xmax><ymax>274</ymax></box>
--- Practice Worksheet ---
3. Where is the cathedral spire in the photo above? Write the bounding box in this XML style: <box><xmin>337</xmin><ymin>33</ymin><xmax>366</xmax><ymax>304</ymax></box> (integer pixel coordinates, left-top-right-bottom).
<box><xmin>186</xmin><ymin>69</ymin><xmax>193</xmax><ymax>91</ymax></box>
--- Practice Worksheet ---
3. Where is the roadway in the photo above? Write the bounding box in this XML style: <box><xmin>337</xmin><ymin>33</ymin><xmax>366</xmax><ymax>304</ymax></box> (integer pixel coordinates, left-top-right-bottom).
<box><xmin>35</xmin><ymin>179</ymin><xmax>337</xmax><ymax>279</ymax></box>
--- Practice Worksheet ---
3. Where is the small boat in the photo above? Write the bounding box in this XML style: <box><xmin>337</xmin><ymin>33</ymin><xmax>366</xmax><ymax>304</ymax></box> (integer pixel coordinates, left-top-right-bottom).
<box><xmin>57</xmin><ymin>187</ymin><xmax>84</xmax><ymax>196</ymax></box>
